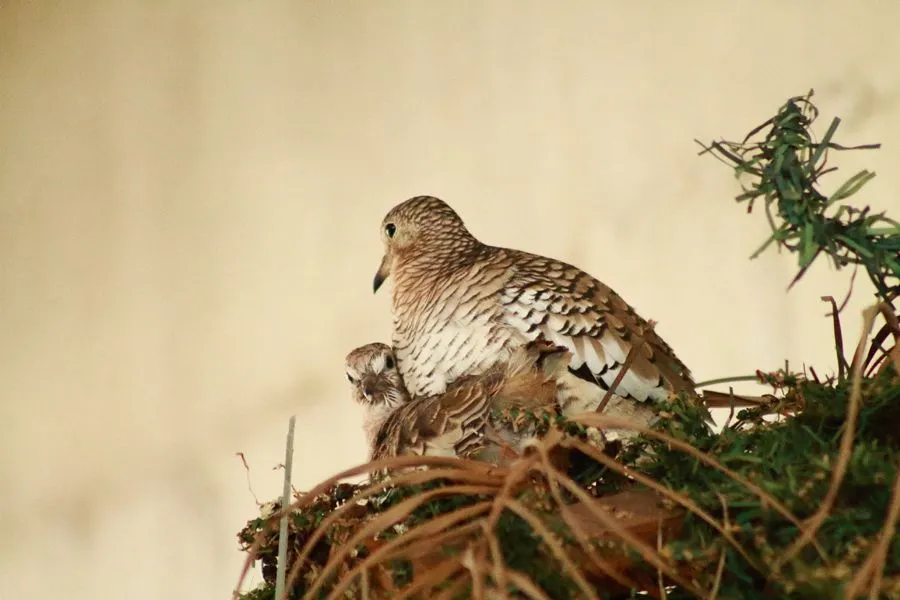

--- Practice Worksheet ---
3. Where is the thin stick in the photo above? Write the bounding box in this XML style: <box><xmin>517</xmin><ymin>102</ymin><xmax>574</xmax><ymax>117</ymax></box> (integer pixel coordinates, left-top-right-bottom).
<box><xmin>709</xmin><ymin>495</ymin><xmax>730</xmax><ymax>600</ymax></box>
<box><xmin>709</xmin><ymin>550</ymin><xmax>727</xmax><ymax>600</ymax></box>
<box><xmin>843</xmin><ymin>464</ymin><xmax>900</xmax><ymax>599</ymax></box>
<box><xmin>360</xmin><ymin>569</ymin><xmax>370</xmax><ymax>600</ymax></box>
<box><xmin>694</xmin><ymin>374</ymin><xmax>761</xmax><ymax>388</ymax></box>
<box><xmin>274</xmin><ymin>415</ymin><xmax>296</xmax><ymax>600</ymax></box>
<box><xmin>483</xmin><ymin>520</ymin><xmax>511</xmax><ymax>600</ymax></box>
<box><xmin>235</xmin><ymin>452</ymin><xmax>260</xmax><ymax>505</ymax></box>
<box><xmin>821</xmin><ymin>296</ymin><xmax>849</xmax><ymax>379</ymax></box>
<box><xmin>504</xmin><ymin>569</ymin><xmax>553</xmax><ymax>600</ymax></box>
<box><xmin>656</xmin><ymin>519</ymin><xmax>668</xmax><ymax>600</ymax></box>
<box><xmin>864</xmin><ymin>466</ymin><xmax>900</xmax><ymax>600</ymax></box>
<box><xmin>596</xmin><ymin>336</ymin><xmax>645</xmax><ymax>413</ymax></box>
<box><xmin>722</xmin><ymin>387</ymin><xmax>737</xmax><ymax>431</ymax></box>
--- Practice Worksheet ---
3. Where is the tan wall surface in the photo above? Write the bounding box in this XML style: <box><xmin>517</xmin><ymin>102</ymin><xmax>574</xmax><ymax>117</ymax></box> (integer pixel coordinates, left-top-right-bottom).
<box><xmin>1</xmin><ymin>2</ymin><xmax>898</xmax><ymax>598</ymax></box>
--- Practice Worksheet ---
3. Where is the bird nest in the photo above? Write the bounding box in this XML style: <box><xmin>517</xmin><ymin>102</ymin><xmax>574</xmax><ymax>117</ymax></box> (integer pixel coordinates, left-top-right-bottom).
<box><xmin>234</xmin><ymin>91</ymin><xmax>900</xmax><ymax>599</ymax></box>
<box><xmin>235</xmin><ymin>300</ymin><xmax>900</xmax><ymax>599</ymax></box>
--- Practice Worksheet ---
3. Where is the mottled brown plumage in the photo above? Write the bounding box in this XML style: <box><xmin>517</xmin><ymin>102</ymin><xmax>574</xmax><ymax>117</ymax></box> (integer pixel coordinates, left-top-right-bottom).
<box><xmin>372</xmin><ymin>195</ymin><xmax>705</xmax><ymax>430</ymax></box>
<box><xmin>346</xmin><ymin>340</ymin><xmax>569</xmax><ymax>464</ymax></box>
<box><xmin>345</xmin><ymin>342</ymin><xmax>411</xmax><ymax>457</ymax></box>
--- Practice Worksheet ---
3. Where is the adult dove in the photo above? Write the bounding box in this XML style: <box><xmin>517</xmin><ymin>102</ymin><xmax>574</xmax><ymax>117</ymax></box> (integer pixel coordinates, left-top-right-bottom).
<box><xmin>372</xmin><ymin>195</ymin><xmax>703</xmax><ymax>431</ymax></box>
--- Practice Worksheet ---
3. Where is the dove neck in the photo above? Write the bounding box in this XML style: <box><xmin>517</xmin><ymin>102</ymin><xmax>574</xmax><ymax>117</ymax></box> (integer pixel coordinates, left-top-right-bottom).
<box><xmin>395</xmin><ymin>239</ymin><xmax>485</xmax><ymax>284</ymax></box>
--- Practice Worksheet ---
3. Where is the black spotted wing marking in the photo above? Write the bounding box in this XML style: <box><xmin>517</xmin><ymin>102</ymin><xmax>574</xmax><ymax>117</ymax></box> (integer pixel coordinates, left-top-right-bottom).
<box><xmin>500</xmin><ymin>251</ymin><xmax>690</xmax><ymax>403</ymax></box>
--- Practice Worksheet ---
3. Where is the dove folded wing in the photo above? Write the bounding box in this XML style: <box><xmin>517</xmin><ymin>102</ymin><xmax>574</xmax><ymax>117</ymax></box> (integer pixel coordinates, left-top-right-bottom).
<box><xmin>500</xmin><ymin>251</ymin><xmax>696</xmax><ymax>406</ymax></box>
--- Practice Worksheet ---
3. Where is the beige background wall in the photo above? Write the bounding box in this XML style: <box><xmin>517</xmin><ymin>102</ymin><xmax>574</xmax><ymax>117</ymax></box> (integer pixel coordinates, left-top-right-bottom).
<box><xmin>1</xmin><ymin>2</ymin><xmax>897</xmax><ymax>599</ymax></box>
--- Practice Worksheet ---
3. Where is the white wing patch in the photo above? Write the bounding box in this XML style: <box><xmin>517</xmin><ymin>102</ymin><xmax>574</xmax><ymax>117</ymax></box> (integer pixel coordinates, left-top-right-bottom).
<box><xmin>502</xmin><ymin>287</ymin><xmax>667</xmax><ymax>404</ymax></box>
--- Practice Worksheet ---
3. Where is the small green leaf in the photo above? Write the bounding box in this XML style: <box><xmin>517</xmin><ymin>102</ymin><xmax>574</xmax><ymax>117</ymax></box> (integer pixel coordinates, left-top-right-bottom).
<box><xmin>866</xmin><ymin>226</ymin><xmax>900</xmax><ymax>237</ymax></box>
<box><xmin>749</xmin><ymin>232</ymin><xmax>780</xmax><ymax>260</ymax></box>
<box><xmin>837</xmin><ymin>235</ymin><xmax>875</xmax><ymax>258</ymax></box>
<box><xmin>826</xmin><ymin>169</ymin><xmax>876</xmax><ymax>204</ymax></box>
<box><xmin>884</xmin><ymin>255</ymin><xmax>900</xmax><ymax>276</ymax></box>
<box><xmin>799</xmin><ymin>224</ymin><xmax>819</xmax><ymax>267</ymax></box>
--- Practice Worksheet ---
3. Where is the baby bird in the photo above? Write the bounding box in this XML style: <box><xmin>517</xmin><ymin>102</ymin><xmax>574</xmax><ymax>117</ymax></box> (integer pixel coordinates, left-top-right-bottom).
<box><xmin>345</xmin><ymin>342</ymin><xmax>411</xmax><ymax>458</ymax></box>
<box><xmin>344</xmin><ymin>340</ymin><xmax>571</xmax><ymax>466</ymax></box>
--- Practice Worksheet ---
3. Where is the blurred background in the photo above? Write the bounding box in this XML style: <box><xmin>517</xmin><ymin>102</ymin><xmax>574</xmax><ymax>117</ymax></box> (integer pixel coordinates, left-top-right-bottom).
<box><xmin>1</xmin><ymin>2</ymin><xmax>898</xmax><ymax>598</ymax></box>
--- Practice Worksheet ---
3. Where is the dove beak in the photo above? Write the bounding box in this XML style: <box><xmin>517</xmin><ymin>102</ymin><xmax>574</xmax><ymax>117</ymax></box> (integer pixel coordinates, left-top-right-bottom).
<box><xmin>373</xmin><ymin>254</ymin><xmax>390</xmax><ymax>293</ymax></box>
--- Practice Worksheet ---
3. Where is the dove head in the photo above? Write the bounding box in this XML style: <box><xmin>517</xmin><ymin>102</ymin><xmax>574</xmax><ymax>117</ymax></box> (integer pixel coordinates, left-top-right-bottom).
<box><xmin>373</xmin><ymin>196</ymin><xmax>480</xmax><ymax>293</ymax></box>
<box><xmin>344</xmin><ymin>343</ymin><xmax>411</xmax><ymax>410</ymax></box>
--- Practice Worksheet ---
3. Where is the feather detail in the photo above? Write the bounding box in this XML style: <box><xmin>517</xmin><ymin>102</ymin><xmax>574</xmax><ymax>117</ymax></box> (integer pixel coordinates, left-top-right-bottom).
<box><xmin>370</xmin><ymin>341</ymin><xmax>567</xmax><ymax>464</ymax></box>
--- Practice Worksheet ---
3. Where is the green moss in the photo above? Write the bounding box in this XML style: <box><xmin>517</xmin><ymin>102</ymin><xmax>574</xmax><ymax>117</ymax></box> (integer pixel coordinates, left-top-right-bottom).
<box><xmin>622</xmin><ymin>366</ymin><xmax>900</xmax><ymax>597</ymax></box>
<box><xmin>237</xmin><ymin>584</ymin><xmax>274</xmax><ymax>600</ymax></box>
<box><xmin>495</xmin><ymin>508</ymin><xmax>580</xmax><ymax>599</ymax></box>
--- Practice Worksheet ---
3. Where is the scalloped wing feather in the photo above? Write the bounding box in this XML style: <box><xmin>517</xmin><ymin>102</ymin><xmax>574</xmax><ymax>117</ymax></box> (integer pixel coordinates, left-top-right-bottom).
<box><xmin>500</xmin><ymin>251</ymin><xmax>695</xmax><ymax>405</ymax></box>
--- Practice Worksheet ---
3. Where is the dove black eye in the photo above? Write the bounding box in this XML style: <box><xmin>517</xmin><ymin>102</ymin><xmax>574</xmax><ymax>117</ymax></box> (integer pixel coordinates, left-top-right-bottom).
<box><xmin>347</xmin><ymin>373</ymin><xmax>355</xmax><ymax>383</ymax></box>
<box><xmin>385</xmin><ymin>356</ymin><xmax>394</xmax><ymax>369</ymax></box>
<box><xmin>384</xmin><ymin>223</ymin><xmax>396</xmax><ymax>238</ymax></box>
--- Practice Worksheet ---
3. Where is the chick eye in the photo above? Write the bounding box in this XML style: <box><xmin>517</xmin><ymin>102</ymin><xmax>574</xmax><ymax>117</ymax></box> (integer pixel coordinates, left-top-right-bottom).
<box><xmin>384</xmin><ymin>356</ymin><xmax>394</xmax><ymax>369</ymax></box>
<box><xmin>347</xmin><ymin>373</ymin><xmax>356</xmax><ymax>384</ymax></box>
<box><xmin>384</xmin><ymin>223</ymin><xmax>397</xmax><ymax>238</ymax></box>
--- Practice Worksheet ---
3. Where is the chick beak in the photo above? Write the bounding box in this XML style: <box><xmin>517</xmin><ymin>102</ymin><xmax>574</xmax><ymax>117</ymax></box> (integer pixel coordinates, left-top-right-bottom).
<box><xmin>361</xmin><ymin>377</ymin><xmax>378</xmax><ymax>403</ymax></box>
<box><xmin>373</xmin><ymin>254</ymin><xmax>390</xmax><ymax>293</ymax></box>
